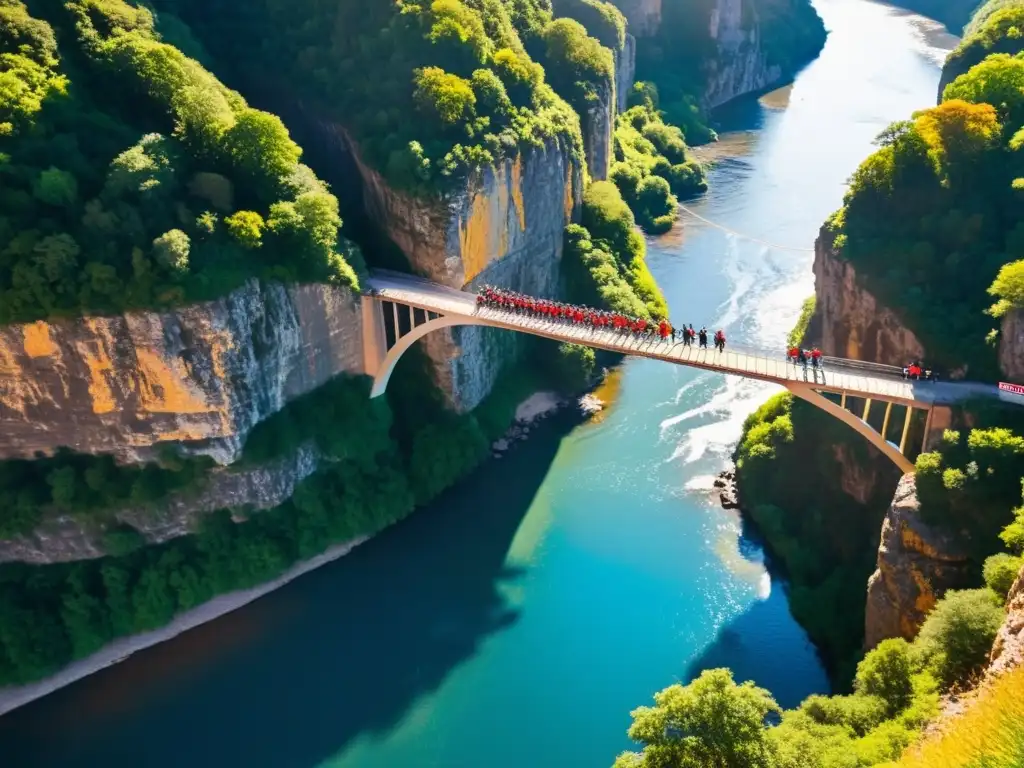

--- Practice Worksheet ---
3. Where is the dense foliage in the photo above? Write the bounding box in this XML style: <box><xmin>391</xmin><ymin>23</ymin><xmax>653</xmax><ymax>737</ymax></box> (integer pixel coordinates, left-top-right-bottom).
<box><xmin>0</xmin><ymin>0</ymin><xmax>360</xmax><ymax>324</ymax></box>
<box><xmin>614</xmin><ymin>635</ymin><xmax>945</xmax><ymax>768</ymax></box>
<box><xmin>828</xmin><ymin>48</ymin><xmax>1024</xmax><ymax>374</ymax></box>
<box><xmin>563</xmin><ymin>180</ymin><xmax>668</xmax><ymax>319</ymax></box>
<box><xmin>914</xmin><ymin>423</ymin><xmax>1024</xmax><ymax>562</ymax></box>
<box><xmin>552</xmin><ymin>0</ymin><xmax>625</xmax><ymax>52</ymax></box>
<box><xmin>166</xmin><ymin>0</ymin><xmax>585</xmax><ymax>195</ymax></box>
<box><xmin>941</xmin><ymin>0</ymin><xmax>1024</xmax><ymax>88</ymax></box>
<box><xmin>0</xmin><ymin>448</ymin><xmax>214</xmax><ymax>538</ymax></box>
<box><xmin>734</xmin><ymin>392</ymin><xmax>902</xmax><ymax>681</ymax></box>
<box><xmin>609</xmin><ymin>83</ymin><xmax>706</xmax><ymax>233</ymax></box>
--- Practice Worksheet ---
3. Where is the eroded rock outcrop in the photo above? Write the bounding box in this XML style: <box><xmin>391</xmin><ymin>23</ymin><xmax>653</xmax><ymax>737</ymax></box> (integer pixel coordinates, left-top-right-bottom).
<box><xmin>999</xmin><ymin>309</ymin><xmax>1024</xmax><ymax>381</ymax></box>
<box><xmin>584</xmin><ymin>79</ymin><xmax>615</xmax><ymax>180</ymax></box>
<box><xmin>0</xmin><ymin>282</ymin><xmax>365</xmax><ymax>464</ymax></box>
<box><xmin>0</xmin><ymin>446</ymin><xmax>320</xmax><ymax>565</ymax></box>
<box><xmin>988</xmin><ymin>563</ymin><xmax>1024</xmax><ymax>677</ymax></box>
<box><xmin>865</xmin><ymin>474</ymin><xmax>975</xmax><ymax>648</ymax></box>
<box><xmin>812</xmin><ymin>227</ymin><xmax>926</xmax><ymax>365</ymax></box>
<box><xmin>340</xmin><ymin>131</ymin><xmax>584</xmax><ymax>411</ymax></box>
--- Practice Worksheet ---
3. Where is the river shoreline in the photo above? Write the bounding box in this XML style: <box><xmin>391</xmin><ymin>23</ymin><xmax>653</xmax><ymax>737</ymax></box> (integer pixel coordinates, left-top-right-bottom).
<box><xmin>0</xmin><ymin>391</ymin><xmax>569</xmax><ymax>720</ymax></box>
<box><xmin>0</xmin><ymin>536</ymin><xmax>369</xmax><ymax>717</ymax></box>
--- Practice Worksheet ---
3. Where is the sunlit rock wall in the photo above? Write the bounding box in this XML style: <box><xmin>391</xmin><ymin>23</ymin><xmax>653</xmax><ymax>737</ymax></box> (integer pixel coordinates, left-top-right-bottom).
<box><xmin>616</xmin><ymin>33</ymin><xmax>637</xmax><ymax>112</ymax></box>
<box><xmin>342</xmin><ymin>132</ymin><xmax>584</xmax><ymax>411</ymax></box>
<box><xmin>865</xmin><ymin>474</ymin><xmax>975</xmax><ymax>648</ymax></box>
<box><xmin>0</xmin><ymin>282</ymin><xmax>365</xmax><ymax>464</ymax></box>
<box><xmin>811</xmin><ymin>227</ymin><xmax>926</xmax><ymax>366</ymax></box>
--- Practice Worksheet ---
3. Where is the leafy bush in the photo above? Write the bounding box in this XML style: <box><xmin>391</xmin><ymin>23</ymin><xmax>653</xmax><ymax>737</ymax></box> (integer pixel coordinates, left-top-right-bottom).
<box><xmin>613</xmin><ymin>669</ymin><xmax>781</xmax><ymax>768</ymax></box>
<box><xmin>610</xmin><ymin>96</ymin><xmax>707</xmax><ymax>232</ymax></box>
<box><xmin>563</xmin><ymin>181</ymin><xmax>668</xmax><ymax>320</ymax></box>
<box><xmin>547</xmin><ymin>342</ymin><xmax>595</xmax><ymax>392</ymax></box>
<box><xmin>916</xmin><ymin>588</ymin><xmax>1005</xmax><ymax>687</ymax></box>
<box><xmin>854</xmin><ymin>638</ymin><xmax>918</xmax><ymax>715</ymax></box>
<box><xmin>982</xmin><ymin>551</ymin><xmax>1023</xmax><ymax>600</ymax></box>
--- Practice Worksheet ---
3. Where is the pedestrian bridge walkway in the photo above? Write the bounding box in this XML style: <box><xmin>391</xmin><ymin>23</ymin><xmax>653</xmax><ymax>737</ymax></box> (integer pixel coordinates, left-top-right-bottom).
<box><xmin>362</xmin><ymin>271</ymin><xmax>1003</xmax><ymax>473</ymax></box>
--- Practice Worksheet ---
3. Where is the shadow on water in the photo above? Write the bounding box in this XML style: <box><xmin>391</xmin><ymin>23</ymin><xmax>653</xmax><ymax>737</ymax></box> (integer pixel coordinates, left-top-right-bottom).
<box><xmin>682</xmin><ymin>519</ymin><xmax>828</xmax><ymax>711</ymax></box>
<box><xmin>0</xmin><ymin>414</ymin><xmax>577</xmax><ymax>768</ymax></box>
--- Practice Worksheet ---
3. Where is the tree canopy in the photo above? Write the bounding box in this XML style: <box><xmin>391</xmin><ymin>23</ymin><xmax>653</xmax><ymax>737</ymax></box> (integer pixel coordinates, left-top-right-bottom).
<box><xmin>0</xmin><ymin>0</ymin><xmax>361</xmax><ymax>324</ymax></box>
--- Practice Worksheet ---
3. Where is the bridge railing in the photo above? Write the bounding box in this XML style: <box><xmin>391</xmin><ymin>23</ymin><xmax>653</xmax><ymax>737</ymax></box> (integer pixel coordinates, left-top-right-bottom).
<box><xmin>367</xmin><ymin>272</ymin><xmax>914</xmax><ymax>382</ymax></box>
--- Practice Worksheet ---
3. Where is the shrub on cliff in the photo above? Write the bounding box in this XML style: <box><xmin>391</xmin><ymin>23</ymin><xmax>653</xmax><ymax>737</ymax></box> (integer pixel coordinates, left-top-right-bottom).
<box><xmin>942</xmin><ymin>2</ymin><xmax>1024</xmax><ymax>91</ymax></box>
<box><xmin>982</xmin><ymin>551</ymin><xmax>1024</xmax><ymax>600</ymax></box>
<box><xmin>563</xmin><ymin>182</ymin><xmax>668</xmax><ymax>319</ymax></box>
<box><xmin>916</xmin><ymin>588</ymin><xmax>1005</xmax><ymax>687</ymax></box>
<box><xmin>166</xmin><ymin>0</ymin><xmax>584</xmax><ymax>195</ymax></box>
<box><xmin>610</xmin><ymin>96</ymin><xmax>707</xmax><ymax>232</ymax></box>
<box><xmin>547</xmin><ymin>342</ymin><xmax>595</xmax><ymax>392</ymax></box>
<box><xmin>551</xmin><ymin>0</ymin><xmax>625</xmax><ymax>52</ymax></box>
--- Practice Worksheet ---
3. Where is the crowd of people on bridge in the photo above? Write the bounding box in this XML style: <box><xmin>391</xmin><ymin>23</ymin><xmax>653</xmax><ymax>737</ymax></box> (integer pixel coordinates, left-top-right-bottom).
<box><xmin>788</xmin><ymin>346</ymin><xmax>823</xmax><ymax>369</ymax></box>
<box><xmin>476</xmin><ymin>286</ymin><xmax>727</xmax><ymax>350</ymax></box>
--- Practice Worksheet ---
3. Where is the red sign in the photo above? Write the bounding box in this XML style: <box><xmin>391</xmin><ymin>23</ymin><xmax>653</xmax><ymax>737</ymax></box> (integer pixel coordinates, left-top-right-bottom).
<box><xmin>999</xmin><ymin>382</ymin><xmax>1024</xmax><ymax>396</ymax></box>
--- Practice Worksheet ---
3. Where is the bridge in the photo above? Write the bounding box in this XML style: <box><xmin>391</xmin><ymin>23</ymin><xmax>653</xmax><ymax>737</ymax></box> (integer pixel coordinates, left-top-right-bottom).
<box><xmin>361</xmin><ymin>271</ymin><xmax>1003</xmax><ymax>473</ymax></box>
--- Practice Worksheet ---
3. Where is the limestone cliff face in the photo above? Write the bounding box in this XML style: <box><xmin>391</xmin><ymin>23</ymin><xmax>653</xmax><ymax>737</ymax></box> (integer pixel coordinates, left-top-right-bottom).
<box><xmin>703</xmin><ymin>0</ymin><xmax>782</xmax><ymax>109</ymax></box>
<box><xmin>341</xmin><ymin>131</ymin><xmax>584</xmax><ymax>411</ymax></box>
<box><xmin>584</xmin><ymin>79</ymin><xmax>615</xmax><ymax>181</ymax></box>
<box><xmin>988</xmin><ymin>563</ymin><xmax>1024</xmax><ymax>678</ymax></box>
<box><xmin>0</xmin><ymin>282</ymin><xmax>365</xmax><ymax>465</ymax></box>
<box><xmin>865</xmin><ymin>474</ymin><xmax>975</xmax><ymax>648</ymax></box>
<box><xmin>0</xmin><ymin>446</ymin><xmax>320</xmax><ymax>565</ymax></box>
<box><xmin>999</xmin><ymin>309</ymin><xmax>1024</xmax><ymax>381</ymax></box>
<box><xmin>811</xmin><ymin>228</ymin><xmax>926</xmax><ymax>365</ymax></box>
<box><xmin>616</xmin><ymin>33</ymin><xmax>637</xmax><ymax>112</ymax></box>
<box><xmin>613</xmin><ymin>0</ymin><xmax>661</xmax><ymax>36</ymax></box>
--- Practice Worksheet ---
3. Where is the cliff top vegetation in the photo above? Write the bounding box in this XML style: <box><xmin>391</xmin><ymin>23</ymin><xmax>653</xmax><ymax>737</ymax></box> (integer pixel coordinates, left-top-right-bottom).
<box><xmin>942</xmin><ymin>0</ymin><xmax>1024</xmax><ymax>88</ymax></box>
<box><xmin>165</xmin><ymin>0</ymin><xmax>589</xmax><ymax>196</ymax></box>
<box><xmin>826</xmin><ymin>46</ymin><xmax>1024</xmax><ymax>373</ymax></box>
<box><xmin>0</xmin><ymin>0</ymin><xmax>361</xmax><ymax>325</ymax></box>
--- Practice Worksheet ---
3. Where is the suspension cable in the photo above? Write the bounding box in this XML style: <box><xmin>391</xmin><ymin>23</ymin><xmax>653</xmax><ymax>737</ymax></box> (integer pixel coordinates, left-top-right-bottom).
<box><xmin>677</xmin><ymin>204</ymin><xmax>816</xmax><ymax>253</ymax></box>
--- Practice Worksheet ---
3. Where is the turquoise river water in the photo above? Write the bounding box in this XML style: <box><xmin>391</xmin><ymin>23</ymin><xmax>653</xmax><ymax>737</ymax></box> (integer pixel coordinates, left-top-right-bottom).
<box><xmin>0</xmin><ymin>2</ymin><xmax>956</xmax><ymax>766</ymax></box>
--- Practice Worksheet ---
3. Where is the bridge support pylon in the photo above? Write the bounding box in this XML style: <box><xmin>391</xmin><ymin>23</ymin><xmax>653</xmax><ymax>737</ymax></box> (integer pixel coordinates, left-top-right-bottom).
<box><xmin>785</xmin><ymin>383</ymin><xmax>917</xmax><ymax>474</ymax></box>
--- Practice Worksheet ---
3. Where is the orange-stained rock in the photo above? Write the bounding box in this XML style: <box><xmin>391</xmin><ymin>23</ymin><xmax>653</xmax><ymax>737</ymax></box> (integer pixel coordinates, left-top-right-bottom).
<box><xmin>865</xmin><ymin>474</ymin><xmax>975</xmax><ymax>648</ymax></box>
<box><xmin>0</xmin><ymin>281</ymin><xmax>365</xmax><ymax>464</ymax></box>
<box><xmin>340</xmin><ymin>130</ymin><xmax>584</xmax><ymax>411</ymax></box>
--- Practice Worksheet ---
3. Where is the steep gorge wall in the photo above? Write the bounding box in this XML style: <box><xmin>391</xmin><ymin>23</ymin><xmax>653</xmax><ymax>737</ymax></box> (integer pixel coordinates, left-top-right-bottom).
<box><xmin>0</xmin><ymin>282</ymin><xmax>366</xmax><ymax>465</ymax></box>
<box><xmin>337</xmin><ymin>128</ymin><xmax>584</xmax><ymax>411</ymax></box>
<box><xmin>613</xmin><ymin>0</ymin><xmax>662</xmax><ymax>36</ymax></box>
<box><xmin>703</xmin><ymin>0</ymin><xmax>783</xmax><ymax>109</ymax></box>
<box><xmin>811</xmin><ymin>228</ymin><xmax>926</xmax><ymax>365</ymax></box>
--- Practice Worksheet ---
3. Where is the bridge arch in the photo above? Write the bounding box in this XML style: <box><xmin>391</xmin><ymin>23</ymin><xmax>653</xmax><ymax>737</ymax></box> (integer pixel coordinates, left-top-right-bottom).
<box><xmin>369</xmin><ymin>313</ymin><xmax>489</xmax><ymax>399</ymax></box>
<box><xmin>785</xmin><ymin>383</ymin><xmax>917</xmax><ymax>474</ymax></box>
<box><xmin>364</xmin><ymin>287</ymin><xmax>934</xmax><ymax>474</ymax></box>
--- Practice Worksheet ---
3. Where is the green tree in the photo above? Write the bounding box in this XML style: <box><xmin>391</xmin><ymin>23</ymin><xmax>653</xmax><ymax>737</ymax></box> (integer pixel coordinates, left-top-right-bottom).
<box><xmin>854</xmin><ymin>638</ymin><xmax>917</xmax><ymax>715</ymax></box>
<box><xmin>983</xmin><ymin>552</ymin><xmax>1023</xmax><ymax>601</ymax></box>
<box><xmin>224</xmin><ymin>210</ymin><xmax>264</xmax><ymax>249</ymax></box>
<box><xmin>152</xmin><ymin>229</ymin><xmax>190</xmax><ymax>273</ymax></box>
<box><xmin>412</xmin><ymin>66</ymin><xmax>477</xmax><ymax>127</ymax></box>
<box><xmin>32</xmin><ymin>166</ymin><xmax>78</xmax><ymax>207</ymax></box>
<box><xmin>614</xmin><ymin>669</ymin><xmax>781</xmax><ymax>768</ymax></box>
<box><xmin>220</xmin><ymin>108</ymin><xmax>301</xmax><ymax>195</ymax></box>
<box><xmin>917</xmin><ymin>588</ymin><xmax>1005</xmax><ymax>687</ymax></box>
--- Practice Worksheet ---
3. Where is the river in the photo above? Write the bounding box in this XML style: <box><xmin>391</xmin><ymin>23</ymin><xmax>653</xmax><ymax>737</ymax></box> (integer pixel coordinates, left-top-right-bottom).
<box><xmin>0</xmin><ymin>2</ymin><xmax>956</xmax><ymax>766</ymax></box>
